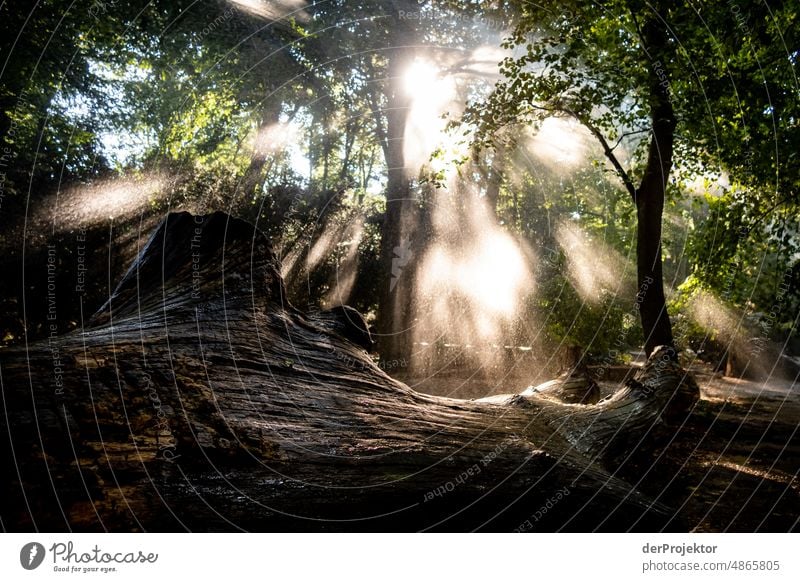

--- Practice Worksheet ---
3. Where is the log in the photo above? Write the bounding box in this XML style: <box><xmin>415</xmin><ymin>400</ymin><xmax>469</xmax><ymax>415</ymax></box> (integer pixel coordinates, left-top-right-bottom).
<box><xmin>0</xmin><ymin>211</ymin><xmax>699</xmax><ymax>532</ymax></box>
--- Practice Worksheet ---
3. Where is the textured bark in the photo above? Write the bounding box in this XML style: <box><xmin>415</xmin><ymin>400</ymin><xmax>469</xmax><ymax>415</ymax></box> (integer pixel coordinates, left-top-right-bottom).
<box><xmin>635</xmin><ymin>15</ymin><xmax>677</xmax><ymax>357</ymax></box>
<box><xmin>0</xmin><ymin>211</ymin><xmax>698</xmax><ymax>532</ymax></box>
<box><xmin>375</xmin><ymin>32</ymin><xmax>416</xmax><ymax>362</ymax></box>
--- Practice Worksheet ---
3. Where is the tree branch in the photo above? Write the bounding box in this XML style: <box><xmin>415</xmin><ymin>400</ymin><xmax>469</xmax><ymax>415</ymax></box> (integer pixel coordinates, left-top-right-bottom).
<box><xmin>505</xmin><ymin>101</ymin><xmax>639</xmax><ymax>200</ymax></box>
<box><xmin>574</xmin><ymin>113</ymin><xmax>638</xmax><ymax>201</ymax></box>
<box><xmin>610</xmin><ymin>128</ymin><xmax>650</xmax><ymax>152</ymax></box>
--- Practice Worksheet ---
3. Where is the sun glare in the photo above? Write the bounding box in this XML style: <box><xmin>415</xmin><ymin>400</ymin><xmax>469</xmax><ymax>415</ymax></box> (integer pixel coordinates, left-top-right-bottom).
<box><xmin>253</xmin><ymin>121</ymin><xmax>302</xmax><ymax>154</ymax></box>
<box><xmin>42</xmin><ymin>175</ymin><xmax>167</xmax><ymax>231</ymax></box>
<box><xmin>403</xmin><ymin>60</ymin><xmax>439</xmax><ymax>95</ymax></box>
<box><xmin>529</xmin><ymin>117</ymin><xmax>588</xmax><ymax>166</ymax></box>
<box><xmin>456</xmin><ymin>235</ymin><xmax>529</xmax><ymax>317</ymax></box>
<box><xmin>228</xmin><ymin>0</ymin><xmax>308</xmax><ymax>21</ymax></box>
<box><xmin>556</xmin><ymin>221</ymin><xmax>629</xmax><ymax>302</ymax></box>
<box><xmin>323</xmin><ymin>219</ymin><xmax>365</xmax><ymax>307</ymax></box>
<box><xmin>687</xmin><ymin>289</ymin><xmax>741</xmax><ymax>339</ymax></box>
<box><xmin>253</xmin><ymin>121</ymin><xmax>308</xmax><ymax>178</ymax></box>
<box><xmin>402</xmin><ymin>60</ymin><xmax>468</xmax><ymax>178</ymax></box>
<box><xmin>415</xmin><ymin>197</ymin><xmax>534</xmax><ymax>344</ymax></box>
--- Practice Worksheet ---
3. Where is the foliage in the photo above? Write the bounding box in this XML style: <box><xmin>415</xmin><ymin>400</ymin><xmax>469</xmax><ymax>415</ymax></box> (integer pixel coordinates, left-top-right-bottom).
<box><xmin>1</xmin><ymin>0</ymin><xmax>797</xmax><ymax>360</ymax></box>
<box><xmin>465</xmin><ymin>0</ymin><xmax>799</xmax><ymax>348</ymax></box>
<box><xmin>534</xmin><ymin>256</ymin><xmax>641</xmax><ymax>362</ymax></box>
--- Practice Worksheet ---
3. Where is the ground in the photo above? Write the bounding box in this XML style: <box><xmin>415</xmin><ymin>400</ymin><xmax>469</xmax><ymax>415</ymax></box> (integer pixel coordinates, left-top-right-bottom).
<box><xmin>654</xmin><ymin>365</ymin><xmax>799</xmax><ymax>531</ymax></box>
<box><xmin>398</xmin><ymin>359</ymin><xmax>799</xmax><ymax>532</ymax></box>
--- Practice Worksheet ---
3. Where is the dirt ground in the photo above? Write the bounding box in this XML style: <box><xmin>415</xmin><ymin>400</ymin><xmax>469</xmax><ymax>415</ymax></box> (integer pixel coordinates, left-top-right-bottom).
<box><xmin>401</xmin><ymin>362</ymin><xmax>799</xmax><ymax>532</ymax></box>
<box><xmin>645</xmin><ymin>366</ymin><xmax>799</xmax><ymax>531</ymax></box>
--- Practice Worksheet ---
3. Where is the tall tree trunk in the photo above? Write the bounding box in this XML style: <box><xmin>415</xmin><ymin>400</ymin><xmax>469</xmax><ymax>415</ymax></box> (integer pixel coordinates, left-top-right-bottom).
<box><xmin>583</xmin><ymin>11</ymin><xmax>677</xmax><ymax>359</ymax></box>
<box><xmin>0</xmin><ymin>211</ymin><xmax>698</xmax><ymax>532</ymax></box>
<box><xmin>375</xmin><ymin>47</ymin><xmax>414</xmax><ymax>362</ymax></box>
<box><xmin>338</xmin><ymin>118</ymin><xmax>356</xmax><ymax>185</ymax></box>
<box><xmin>635</xmin><ymin>16</ymin><xmax>676</xmax><ymax>357</ymax></box>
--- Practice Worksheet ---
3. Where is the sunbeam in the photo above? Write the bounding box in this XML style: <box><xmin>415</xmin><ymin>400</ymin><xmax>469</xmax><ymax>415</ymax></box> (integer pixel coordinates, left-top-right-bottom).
<box><xmin>413</xmin><ymin>186</ymin><xmax>535</xmax><ymax>347</ymax></box>
<box><xmin>402</xmin><ymin>59</ymin><xmax>468</xmax><ymax>178</ymax></box>
<box><xmin>228</xmin><ymin>0</ymin><xmax>308</xmax><ymax>21</ymax></box>
<box><xmin>556</xmin><ymin>221</ymin><xmax>630</xmax><ymax>302</ymax></box>
<box><xmin>528</xmin><ymin>117</ymin><xmax>589</xmax><ymax>167</ymax></box>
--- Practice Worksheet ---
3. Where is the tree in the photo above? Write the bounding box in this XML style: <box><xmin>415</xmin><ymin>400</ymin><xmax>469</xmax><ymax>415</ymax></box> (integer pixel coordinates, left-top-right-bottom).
<box><xmin>464</xmin><ymin>0</ymin><xmax>688</xmax><ymax>357</ymax></box>
<box><xmin>0</xmin><ymin>211</ymin><xmax>699</xmax><ymax>531</ymax></box>
<box><xmin>467</xmin><ymin>0</ymin><xmax>800</xmax><ymax>358</ymax></box>
<box><xmin>293</xmin><ymin>1</ymin><xmax>506</xmax><ymax>359</ymax></box>
<box><xmin>0</xmin><ymin>0</ymin><xmax>129</xmax><ymax>195</ymax></box>
<box><xmin>673</xmin><ymin>1</ymin><xmax>800</xmax><ymax>342</ymax></box>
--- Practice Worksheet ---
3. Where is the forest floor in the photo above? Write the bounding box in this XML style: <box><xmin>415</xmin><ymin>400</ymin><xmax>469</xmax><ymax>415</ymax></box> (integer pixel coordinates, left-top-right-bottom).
<box><xmin>651</xmin><ymin>365</ymin><xmax>799</xmax><ymax>531</ymax></box>
<box><xmin>397</xmin><ymin>361</ymin><xmax>799</xmax><ymax>532</ymax></box>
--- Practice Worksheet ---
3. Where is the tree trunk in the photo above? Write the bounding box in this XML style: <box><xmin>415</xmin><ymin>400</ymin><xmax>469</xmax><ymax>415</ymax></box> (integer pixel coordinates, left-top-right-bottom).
<box><xmin>375</xmin><ymin>47</ymin><xmax>415</xmax><ymax>362</ymax></box>
<box><xmin>0</xmin><ymin>211</ymin><xmax>698</xmax><ymax>532</ymax></box>
<box><xmin>635</xmin><ymin>17</ymin><xmax>676</xmax><ymax>358</ymax></box>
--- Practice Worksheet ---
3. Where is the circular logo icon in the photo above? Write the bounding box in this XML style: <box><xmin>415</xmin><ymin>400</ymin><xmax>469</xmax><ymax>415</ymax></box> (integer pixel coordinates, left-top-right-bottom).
<box><xmin>20</xmin><ymin>542</ymin><xmax>46</xmax><ymax>570</ymax></box>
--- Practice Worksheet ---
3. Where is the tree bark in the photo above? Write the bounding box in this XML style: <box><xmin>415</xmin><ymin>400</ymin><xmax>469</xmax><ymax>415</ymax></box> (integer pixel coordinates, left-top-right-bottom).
<box><xmin>582</xmin><ymin>12</ymin><xmax>677</xmax><ymax>359</ymax></box>
<box><xmin>375</xmin><ymin>46</ymin><xmax>415</xmax><ymax>362</ymax></box>
<box><xmin>634</xmin><ymin>16</ymin><xmax>676</xmax><ymax>358</ymax></box>
<box><xmin>0</xmin><ymin>211</ymin><xmax>698</xmax><ymax>532</ymax></box>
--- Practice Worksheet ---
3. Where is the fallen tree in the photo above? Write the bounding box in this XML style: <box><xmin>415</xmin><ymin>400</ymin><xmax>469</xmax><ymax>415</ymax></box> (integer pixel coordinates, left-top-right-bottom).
<box><xmin>0</xmin><ymin>211</ymin><xmax>699</xmax><ymax>532</ymax></box>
